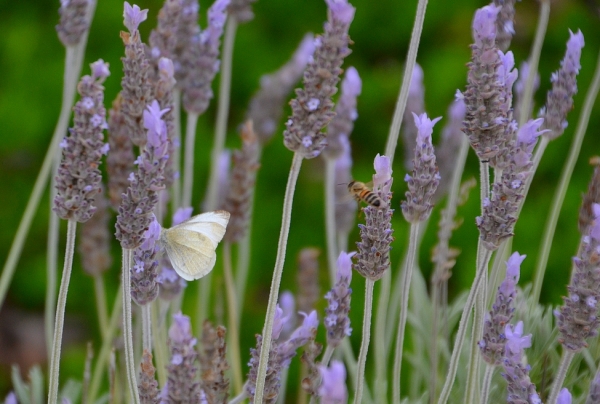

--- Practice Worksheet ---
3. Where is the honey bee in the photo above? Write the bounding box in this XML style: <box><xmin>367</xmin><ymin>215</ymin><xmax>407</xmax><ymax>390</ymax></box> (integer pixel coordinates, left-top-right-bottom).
<box><xmin>347</xmin><ymin>181</ymin><xmax>386</xmax><ymax>208</ymax></box>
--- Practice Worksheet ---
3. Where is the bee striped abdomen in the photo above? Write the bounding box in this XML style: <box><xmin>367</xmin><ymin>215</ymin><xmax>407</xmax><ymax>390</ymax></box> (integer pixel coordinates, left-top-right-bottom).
<box><xmin>348</xmin><ymin>181</ymin><xmax>385</xmax><ymax>208</ymax></box>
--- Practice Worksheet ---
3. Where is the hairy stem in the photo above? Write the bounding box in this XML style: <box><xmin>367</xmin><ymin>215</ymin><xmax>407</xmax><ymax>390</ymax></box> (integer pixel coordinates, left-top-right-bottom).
<box><xmin>254</xmin><ymin>152</ymin><xmax>303</xmax><ymax>403</ymax></box>
<box><xmin>324</xmin><ymin>158</ymin><xmax>338</xmax><ymax>284</ymax></box>
<box><xmin>181</xmin><ymin>112</ymin><xmax>199</xmax><ymax>209</ymax></box>
<box><xmin>374</xmin><ymin>269</ymin><xmax>391</xmax><ymax>403</ymax></box>
<box><xmin>94</xmin><ymin>275</ymin><xmax>109</xmax><ymax>340</ymax></box>
<box><xmin>122</xmin><ymin>249</ymin><xmax>140</xmax><ymax>404</ymax></box>
<box><xmin>47</xmin><ymin>219</ymin><xmax>77</xmax><ymax>404</ymax></box>
<box><xmin>548</xmin><ymin>350</ymin><xmax>575</xmax><ymax>403</ymax></box>
<box><xmin>353</xmin><ymin>278</ymin><xmax>375</xmax><ymax>404</ymax></box>
<box><xmin>223</xmin><ymin>241</ymin><xmax>243</xmax><ymax>393</ymax></box>
<box><xmin>481</xmin><ymin>364</ymin><xmax>494</xmax><ymax>404</ymax></box>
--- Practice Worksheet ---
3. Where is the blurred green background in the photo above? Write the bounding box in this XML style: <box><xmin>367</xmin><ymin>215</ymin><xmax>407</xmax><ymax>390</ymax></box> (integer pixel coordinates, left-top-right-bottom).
<box><xmin>1</xmin><ymin>0</ymin><xmax>599</xmax><ymax>399</ymax></box>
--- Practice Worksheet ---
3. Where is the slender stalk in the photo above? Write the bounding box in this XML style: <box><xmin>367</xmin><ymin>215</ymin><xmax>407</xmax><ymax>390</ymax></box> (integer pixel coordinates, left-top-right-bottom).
<box><xmin>373</xmin><ymin>269</ymin><xmax>390</xmax><ymax>403</ymax></box>
<box><xmin>531</xmin><ymin>47</ymin><xmax>600</xmax><ymax>305</ymax></box>
<box><xmin>141</xmin><ymin>304</ymin><xmax>152</xmax><ymax>352</ymax></box>
<box><xmin>392</xmin><ymin>223</ymin><xmax>420</xmax><ymax>403</ymax></box>
<box><xmin>548</xmin><ymin>350</ymin><xmax>576</xmax><ymax>403</ymax></box>
<box><xmin>517</xmin><ymin>0</ymin><xmax>550</xmax><ymax>129</ymax></box>
<box><xmin>437</xmin><ymin>246</ymin><xmax>492</xmax><ymax>404</ymax></box>
<box><xmin>45</xmin><ymin>186</ymin><xmax>59</xmax><ymax>359</ymax></box>
<box><xmin>429</xmin><ymin>136</ymin><xmax>469</xmax><ymax>403</ymax></box>
<box><xmin>1</xmin><ymin>44</ymin><xmax>85</xmax><ymax>311</ymax></box>
<box><xmin>94</xmin><ymin>275</ymin><xmax>109</xmax><ymax>340</ymax></box>
<box><xmin>353</xmin><ymin>278</ymin><xmax>375</xmax><ymax>404</ymax></box>
<box><xmin>223</xmin><ymin>241</ymin><xmax>243</xmax><ymax>393</ymax></box>
<box><xmin>151</xmin><ymin>301</ymin><xmax>168</xmax><ymax>386</ymax></box>
<box><xmin>204</xmin><ymin>17</ymin><xmax>237</xmax><ymax>213</ymax></box>
<box><xmin>197</xmin><ymin>273</ymin><xmax>213</xmax><ymax>332</ymax></box>
<box><xmin>181</xmin><ymin>112</ymin><xmax>199</xmax><ymax>209</ymax></box>
<box><xmin>481</xmin><ymin>365</ymin><xmax>494</xmax><ymax>404</ymax></box>
<box><xmin>341</xmin><ymin>338</ymin><xmax>373</xmax><ymax>404</ymax></box>
<box><xmin>122</xmin><ymin>249</ymin><xmax>141</xmax><ymax>404</ymax></box>
<box><xmin>253</xmin><ymin>152</ymin><xmax>303</xmax><ymax>403</ymax></box>
<box><xmin>324</xmin><ymin>158</ymin><xmax>338</xmax><ymax>284</ymax></box>
<box><xmin>88</xmin><ymin>286</ymin><xmax>123</xmax><ymax>404</ymax></box>
<box><xmin>228</xmin><ymin>388</ymin><xmax>248</xmax><ymax>404</ymax></box>
<box><xmin>47</xmin><ymin>219</ymin><xmax>77</xmax><ymax>404</ymax></box>
<box><xmin>465</xmin><ymin>281</ymin><xmax>484</xmax><ymax>403</ymax></box>
<box><xmin>172</xmin><ymin>89</ymin><xmax>182</xmax><ymax>210</ymax></box>
<box><xmin>384</xmin><ymin>0</ymin><xmax>429</xmax><ymax>165</ymax></box>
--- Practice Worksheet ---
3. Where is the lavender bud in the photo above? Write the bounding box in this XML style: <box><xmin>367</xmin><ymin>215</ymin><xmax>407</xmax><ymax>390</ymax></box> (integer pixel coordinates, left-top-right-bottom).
<box><xmin>402</xmin><ymin>113</ymin><xmax>441</xmax><ymax>223</ymax></box>
<box><xmin>476</xmin><ymin>118</ymin><xmax>545</xmax><ymax>251</ymax></box>
<box><xmin>227</xmin><ymin>0</ymin><xmax>256</xmax><ymax>23</ymax></box>
<box><xmin>138</xmin><ymin>350</ymin><xmax>160</xmax><ymax>404</ymax></box>
<box><xmin>325</xmin><ymin>251</ymin><xmax>353</xmax><ymax>347</ymax></box>
<box><xmin>115</xmin><ymin>100</ymin><xmax>170</xmax><ymax>249</ymax></box>
<box><xmin>279</xmin><ymin>311</ymin><xmax>319</xmax><ymax>367</ymax></box>
<box><xmin>479</xmin><ymin>252</ymin><xmax>525</xmax><ymax>365</ymax></box>
<box><xmin>120</xmin><ymin>2</ymin><xmax>153</xmax><ymax>147</ymax></box>
<box><xmin>155</xmin><ymin>57</ymin><xmax>178</xmax><ymax>186</ymax></box>
<box><xmin>493</xmin><ymin>0</ymin><xmax>516</xmax><ymax>52</ymax></box>
<box><xmin>463</xmin><ymin>5</ymin><xmax>515</xmax><ymax>164</ymax></box>
<box><xmin>323</xmin><ymin>66</ymin><xmax>362</xmax><ymax>159</ymax></box>
<box><xmin>558</xmin><ymin>388</ymin><xmax>572</xmax><ymax>404</ymax></box>
<box><xmin>540</xmin><ymin>30</ymin><xmax>584</xmax><ymax>140</ymax></box>
<box><xmin>283</xmin><ymin>0</ymin><xmax>355</xmax><ymax>158</ymax></box>
<box><xmin>199</xmin><ymin>321</ymin><xmax>230</xmax><ymax>404</ymax></box>
<box><xmin>556</xmin><ymin>203</ymin><xmax>600</xmax><ymax>351</ymax></box>
<box><xmin>79</xmin><ymin>185</ymin><xmax>112</xmax><ymax>276</ymax></box>
<box><xmin>172</xmin><ymin>0</ymin><xmax>200</xmax><ymax>85</ymax></box>
<box><xmin>401</xmin><ymin>63</ymin><xmax>425</xmax><ymax>170</ymax></box>
<box><xmin>149</xmin><ymin>0</ymin><xmax>183</xmax><ymax>62</ymax></box>
<box><xmin>279</xmin><ymin>292</ymin><xmax>297</xmax><ymax>339</ymax></box>
<box><xmin>223</xmin><ymin>121</ymin><xmax>260</xmax><ymax>243</ymax></box>
<box><xmin>318</xmin><ymin>361</ymin><xmax>348</xmax><ymax>404</ymax></box>
<box><xmin>297</xmin><ymin>248</ymin><xmax>321</xmax><ymax>315</ymax></box>
<box><xmin>586</xmin><ymin>369</ymin><xmax>600</xmax><ymax>403</ymax></box>
<box><xmin>54</xmin><ymin>60</ymin><xmax>109</xmax><ymax>222</ymax></box>
<box><xmin>248</xmin><ymin>34</ymin><xmax>314</xmax><ymax>143</ymax></box>
<box><xmin>434</xmin><ymin>93</ymin><xmax>466</xmax><ymax>201</ymax></box>
<box><xmin>181</xmin><ymin>0</ymin><xmax>230</xmax><ymax>114</ymax></box>
<box><xmin>501</xmin><ymin>321</ymin><xmax>541</xmax><ymax>404</ymax></box>
<box><xmin>165</xmin><ymin>313</ymin><xmax>201</xmax><ymax>403</ymax></box>
<box><xmin>56</xmin><ymin>0</ymin><xmax>91</xmax><ymax>46</ymax></box>
<box><xmin>354</xmin><ymin>154</ymin><xmax>394</xmax><ymax>281</ymax></box>
<box><xmin>334</xmin><ymin>137</ymin><xmax>358</xmax><ymax>234</ymax></box>
<box><xmin>107</xmin><ymin>95</ymin><xmax>135</xmax><ymax>209</ymax></box>
<box><xmin>131</xmin><ymin>216</ymin><xmax>161</xmax><ymax>305</ymax></box>
<box><xmin>580</xmin><ymin>162</ymin><xmax>600</xmax><ymax>236</ymax></box>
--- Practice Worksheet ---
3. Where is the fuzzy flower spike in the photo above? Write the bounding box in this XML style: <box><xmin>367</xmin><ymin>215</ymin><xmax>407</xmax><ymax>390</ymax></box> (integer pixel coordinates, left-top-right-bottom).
<box><xmin>56</xmin><ymin>0</ymin><xmax>92</xmax><ymax>46</ymax></box>
<box><xmin>402</xmin><ymin>112</ymin><xmax>441</xmax><ymax>223</ymax></box>
<box><xmin>354</xmin><ymin>154</ymin><xmax>394</xmax><ymax>281</ymax></box>
<box><xmin>283</xmin><ymin>0</ymin><xmax>355</xmax><ymax>159</ymax></box>
<box><xmin>54</xmin><ymin>60</ymin><xmax>110</xmax><ymax>223</ymax></box>
<box><xmin>325</xmin><ymin>251</ymin><xmax>354</xmax><ymax>347</ymax></box>
<box><xmin>540</xmin><ymin>29</ymin><xmax>585</xmax><ymax>140</ymax></box>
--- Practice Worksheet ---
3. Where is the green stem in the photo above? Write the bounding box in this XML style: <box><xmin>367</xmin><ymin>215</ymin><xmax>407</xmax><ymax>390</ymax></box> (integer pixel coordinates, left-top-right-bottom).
<box><xmin>88</xmin><ymin>286</ymin><xmax>123</xmax><ymax>404</ymax></box>
<box><xmin>353</xmin><ymin>278</ymin><xmax>375</xmax><ymax>404</ymax></box>
<box><xmin>47</xmin><ymin>219</ymin><xmax>77</xmax><ymax>404</ymax></box>
<box><xmin>392</xmin><ymin>223</ymin><xmax>420</xmax><ymax>403</ymax></box>
<box><xmin>548</xmin><ymin>350</ymin><xmax>575</xmax><ymax>403</ymax></box>
<box><xmin>122</xmin><ymin>249</ymin><xmax>140</xmax><ymax>404</ymax></box>
<box><xmin>341</xmin><ymin>338</ymin><xmax>373</xmax><ymax>404</ymax></box>
<box><xmin>151</xmin><ymin>301</ymin><xmax>168</xmax><ymax>386</ymax></box>
<box><xmin>228</xmin><ymin>389</ymin><xmax>248</xmax><ymax>404</ymax></box>
<box><xmin>94</xmin><ymin>275</ymin><xmax>109</xmax><ymax>341</ymax></box>
<box><xmin>480</xmin><ymin>365</ymin><xmax>494</xmax><ymax>404</ymax></box>
<box><xmin>373</xmin><ymin>269</ymin><xmax>391</xmax><ymax>403</ymax></box>
<box><xmin>531</xmin><ymin>47</ymin><xmax>600</xmax><ymax>305</ymax></box>
<box><xmin>384</xmin><ymin>0</ymin><xmax>429</xmax><ymax>166</ymax></box>
<box><xmin>181</xmin><ymin>112</ymin><xmax>199</xmax><ymax>209</ymax></box>
<box><xmin>172</xmin><ymin>89</ymin><xmax>182</xmax><ymax>210</ymax></box>
<box><xmin>46</xmin><ymin>162</ymin><xmax>59</xmax><ymax>361</ymax></box>
<box><xmin>325</xmin><ymin>158</ymin><xmax>338</xmax><ymax>284</ymax></box>
<box><xmin>465</xmin><ymin>280</ymin><xmax>485</xmax><ymax>403</ymax></box>
<box><xmin>253</xmin><ymin>152</ymin><xmax>303</xmax><ymax>403</ymax></box>
<box><xmin>437</xmin><ymin>246</ymin><xmax>492</xmax><ymax>404</ymax></box>
<box><xmin>223</xmin><ymin>241</ymin><xmax>243</xmax><ymax>393</ymax></box>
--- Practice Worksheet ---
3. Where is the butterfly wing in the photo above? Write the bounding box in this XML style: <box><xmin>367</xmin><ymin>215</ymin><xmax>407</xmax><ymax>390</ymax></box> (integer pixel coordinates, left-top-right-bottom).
<box><xmin>161</xmin><ymin>210</ymin><xmax>230</xmax><ymax>281</ymax></box>
<box><xmin>171</xmin><ymin>210</ymin><xmax>230</xmax><ymax>248</ymax></box>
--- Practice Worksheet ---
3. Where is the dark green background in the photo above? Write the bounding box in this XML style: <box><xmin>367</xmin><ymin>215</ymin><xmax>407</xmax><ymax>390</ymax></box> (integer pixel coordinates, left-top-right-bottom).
<box><xmin>0</xmin><ymin>0</ymin><xmax>599</xmax><ymax>398</ymax></box>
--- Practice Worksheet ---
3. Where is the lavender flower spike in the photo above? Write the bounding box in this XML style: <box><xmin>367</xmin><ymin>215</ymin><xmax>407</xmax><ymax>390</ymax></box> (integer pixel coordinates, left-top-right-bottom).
<box><xmin>165</xmin><ymin>313</ymin><xmax>201</xmax><ymax>403</ymax></box>
<box><xmin>56</xmin><ymin>0</ymin><xmax>91</xmax><ymax>46</ymax></box>
<box><xmin>401</xmin><ymin>113</ymin><xmax>441</xmax><ymax>224</ymax></box>
<box><xmin>325</xmin><ymin>251</ymin><xmax>354</xmax><ymax>347</ymax></box>
<box><xmin>54</xmin><ymin>59</ymin><xmax>110</xmax><ymax>223</ymax></box>
<box><xmin>283</xmin><ymin>0</ymin><xmax>355</xmax><ymax>158</ymax></box>
<box><xmin>318</xmin><ymin>360</ymin><xmax>348</xmax><ymax>404</ymax></box>
<box><xmin>123</xmin><ymin>2</ymin><xmax>148</xmax><ymax>32</ymax></box>
<box><xmin>131</xmin><ymin>215</ymin><xmax>161</xmax><ymax>305</ymax></box>
<box><xmin>479</xmin><ymin>252</ymin><xmax>525</xmax><ymax>365</ymax></box>
<box><xmin>501</xmin><ymin>321</ymin><xmax>541</xmax><ymax>404</ymax></box>
<box><xmin>540</xmin><ymin>29</ymin><xmax>585</xmax><ymax>140</ymax></box>
<box><xmin>557</xmin><ymin>388</ymin><xmax>572</xmax><ymax>404</ymax></box>
<box><xmin>494</xmin><ymin>0</ymin><xmax>517</xmax><ymax>52</ymax></box>
<box><xmin>556</xmin><ymin>203</ymin><xmax>600</xmax><ymax>351</ymax></box>
<box><xmin>354</xmin><ymin>154</ymin><xmax>394</xmax><ymax>281</ymax></box>
<box><xmin>323</xmin><ymin>66</ymin><xmax>362</xmax><ymax>159</ymax></box>
<box><xmin>115</xmin><ymin>100</ymin><xmax>170</xmax><ymax>249</ymax></box>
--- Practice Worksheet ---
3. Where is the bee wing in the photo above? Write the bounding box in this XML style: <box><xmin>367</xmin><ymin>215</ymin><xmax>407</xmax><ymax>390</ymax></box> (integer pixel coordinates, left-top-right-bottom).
<box><xmin>171</xmin><ymin>210</ymin><xmax>230</xmax><ymax>248</ymax></box>
<box><xmin>161</xmin><ymin>228</ymin><xmax>218</xmax><ymax>281</ymax></box>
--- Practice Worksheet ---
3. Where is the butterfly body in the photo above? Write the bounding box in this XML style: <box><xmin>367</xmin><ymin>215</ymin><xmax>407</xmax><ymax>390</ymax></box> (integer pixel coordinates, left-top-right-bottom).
<box><xmin>160</xmin><ymin>210</ymin><xmax>230</xmax><ymax>281</ymax></box>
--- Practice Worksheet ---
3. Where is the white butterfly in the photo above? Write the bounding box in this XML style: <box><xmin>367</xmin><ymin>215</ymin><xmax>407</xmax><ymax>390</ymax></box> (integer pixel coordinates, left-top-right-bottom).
<box><xmin>159</xmin><ymin>210</ymin><xmax>230</xmax><ymax>281</ymax></box>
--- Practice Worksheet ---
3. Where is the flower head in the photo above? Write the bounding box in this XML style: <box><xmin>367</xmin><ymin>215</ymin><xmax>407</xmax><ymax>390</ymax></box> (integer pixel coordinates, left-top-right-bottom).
<box><xmin>123</xmin><ymin>2</ymin><xmax>148</xmax><ymax>32</ymax></box>
<box><xmin>318</xmin><ymin>361</ymin><xmax>348</xmax><ymax>404</ymax></box>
